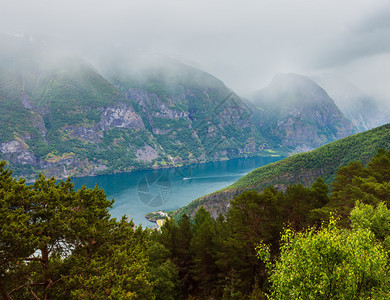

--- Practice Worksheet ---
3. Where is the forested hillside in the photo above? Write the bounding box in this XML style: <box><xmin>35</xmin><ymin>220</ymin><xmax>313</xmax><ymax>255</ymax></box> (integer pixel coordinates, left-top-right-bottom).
<box><xmin>1</xmin><ymin>149</ymin><xmax>389</xmax><ymax>298</ymax></box>
<box><xmin>3</xmin><ymin>36</ymin><xmax>387</xmax><ymax>181</ymax></box>
<box><xmin>175</xmin><ymin>123</ymin><xmax>390</xmax><ymax>218</ymax></box>
<box><xmin>0</xmin><ymin>36</ymin><xmax>271</xmax><ymax>180</ymax></box>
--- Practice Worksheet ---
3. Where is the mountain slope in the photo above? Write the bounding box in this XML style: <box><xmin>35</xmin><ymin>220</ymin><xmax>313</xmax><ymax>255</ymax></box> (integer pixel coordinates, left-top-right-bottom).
<box><xmin>107</xmin><ymin>56</ymin><xmax>271</xmax><ymax>163</ymax></box>
<box><xmin>0</xmin><ymin>37</ymin><xmax>155</xmax><ymax>178</ymax></box>
<box><xmin>174</xmin><ymin>123</ymin><xmax>390</xmax><ymax>219</ymax></box>
<box><xmin>0</xmin><ymin>37</ymin><xmax>272</xmax><ymax>179</ymax></box>
<box><xmin>251</xmin><ymin>73</ymin><xmax>356</xmax><ymax>153</ymax></box>
<box><xmin>312</xmin><ymin>76</ymin><xmax>389</xmax><ymax>131</ymax></box>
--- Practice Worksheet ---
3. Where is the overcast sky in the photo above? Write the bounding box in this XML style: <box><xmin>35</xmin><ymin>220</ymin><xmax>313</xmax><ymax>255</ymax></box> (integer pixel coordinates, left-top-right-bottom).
<box><xmin>1</xmin><ymin>0</ymin><xmax>390</xmax><ymax>100</ymax></box>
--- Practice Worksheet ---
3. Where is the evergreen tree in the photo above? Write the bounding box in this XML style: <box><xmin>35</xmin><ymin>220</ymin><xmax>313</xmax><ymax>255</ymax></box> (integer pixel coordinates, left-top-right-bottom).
<box><xmin>190</xmin><ymin>207</ymin><xmax>218</xmax><ymax>297</ymax></box>
<box><xmin>146</xmin><ymin>242</ymin><xmax>179</xmax><ymax>300</ymax></box>
<box><xmin>222</xmin><ymin>188</ymin><xmax>282</xmax><ymax>295</ymax></box>
<box><xmin>157</xmin><ymin>215</ymin><xmax>195</xmax><ymax>297</ymax></box>
<box><xmin>329</xmin><ymin>149</ymin><xmax>390</xmax><ymax>225</ymax></box>
<box><xmin>0</xmin><ymin>162</ymin><xmax>153</xmax><ymax>299</ymax></box>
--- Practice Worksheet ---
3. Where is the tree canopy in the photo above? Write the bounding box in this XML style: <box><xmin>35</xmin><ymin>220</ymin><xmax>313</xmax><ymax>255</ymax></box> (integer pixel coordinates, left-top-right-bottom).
<box><xmin>1</xmin><ymin>148</ymin><xmax>390</xmax><ymax>298</ymax></box>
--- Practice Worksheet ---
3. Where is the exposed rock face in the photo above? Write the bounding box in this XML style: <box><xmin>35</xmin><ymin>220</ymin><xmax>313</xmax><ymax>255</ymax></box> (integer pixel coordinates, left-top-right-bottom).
<box><xmin>0</xmin><ymin>140</ymin><xmax>37</xmax><ymax>165</ymax></box>
<box><xmin>0</xmin><ymin>38</ymin><xmax>362</xmax><ymax>180</ymax></box>
<box><xmin>251</xmin><ymin>73</ymin><xmax>356</xmax><ymax>152</ymax></box>
<box><xmin>1</xmin><ymin>57</ymin><xmax>271</xmax><ymax>180</ymax></box>
<box><xmin>136</xmin><ymin>145</ymin><xmax>159</xmax><ymax>162</ymax></box>
<box><xmin>32</xmin><ymin>114</ymin><xmax>47</xmax><ymax>137</ymax></box>
<box><xmin>21</xmin><ymin>93</ymin><xmax>35</xmax><ymax>110</ymax></box>
<box><xmin>119</xmin><ymin>72</ymin><xmax>269</xmax><ymax>167</ymax></box>
<box><xmin>178</xmin><ymin>189</ymin><xmax>242</xmax><ymax>219</ymax></box>
<box><xmin>152</xmin><ymin>128</ymin><xmax>173</xmax><ymax>135</ymax></box>
<box><xmin>67</xmin><ymin>126</ymin><xmax>102</xmax><ymax>143</ymax></box>
<box><xmin>312</xmin><ymin>76</ymin><xmax>390</xmax><ymax>131</ymax></box>
<box><xmin>128</xmin><ymin>89</ymin><xmax>189</xmax><ymax>120</ymax></box>
<box><xmin>99</xmin><ymin>104</ymin><xmax>145</xmax><ymax>131</ymax></box>
<box><xmin>126</xmin><ymin>88</ymin><xmax>159</xmax><ymax>109</ymax></box>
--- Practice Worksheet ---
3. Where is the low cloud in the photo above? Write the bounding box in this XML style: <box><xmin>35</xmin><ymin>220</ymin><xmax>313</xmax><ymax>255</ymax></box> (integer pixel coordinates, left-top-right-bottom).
<box><xmin>1</xmin><ymin>0</ymin><xmax>390</xmax><ymax>99</ymax></box>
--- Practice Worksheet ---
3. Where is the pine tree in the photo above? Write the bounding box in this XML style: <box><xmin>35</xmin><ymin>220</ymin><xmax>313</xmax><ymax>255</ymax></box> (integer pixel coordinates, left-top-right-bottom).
<box><xmin>0</xmin><ymin>162</ymin><xmax>154</xmax><ymax>299</ymax></box>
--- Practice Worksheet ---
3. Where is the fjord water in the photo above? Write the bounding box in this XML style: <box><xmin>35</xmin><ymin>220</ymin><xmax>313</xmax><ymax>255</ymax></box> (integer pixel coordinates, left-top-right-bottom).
<box><xmin>71</xmin><ymin>156</ymin><xmax>282</xmax><ymax>227</ymax></box>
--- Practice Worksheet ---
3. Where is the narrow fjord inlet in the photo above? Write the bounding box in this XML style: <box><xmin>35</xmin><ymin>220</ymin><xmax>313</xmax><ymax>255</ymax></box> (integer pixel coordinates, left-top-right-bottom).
<box><xmin>2</xmin><ymin>1</ymin><xmax>390</xmax><ymax>298</ymax></box>
<box><xmin>71</xmin><ymin>156</ymin><xmax>282</xmax><ymax>226</ymax></box>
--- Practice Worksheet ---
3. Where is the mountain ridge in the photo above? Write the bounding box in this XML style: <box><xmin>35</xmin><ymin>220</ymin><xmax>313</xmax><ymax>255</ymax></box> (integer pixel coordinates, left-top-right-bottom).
<box><xmin>312</xmin><ymin>75</ymin><xmax>389</xmax><ymax>131</ymax></box>
<box><xmin>0</xmin><ymin>38</ymin><xmax>273</xmax><ymax>179</ymax></box>
<box><xmin>173</xmin><ymin>123</ymin><xmax>390</xmax><ymax>219</ymax></box>
<box><xmin>251</xmin><ymin>73</ymin><xmax>357</xmax><ymax>153</ymax></box>
<box><xmin>1</xmin><ymin>36</ymin><xmax>386</xmax><ymax>180</ymax></box>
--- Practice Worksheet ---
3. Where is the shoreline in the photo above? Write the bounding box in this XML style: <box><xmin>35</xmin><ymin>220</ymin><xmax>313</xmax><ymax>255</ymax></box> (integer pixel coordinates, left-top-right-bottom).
<box><xmin>8</xmin><ymin>151</ymin><xmax>284</xmax><ymax>183</ymax></box>
<box><xmin>145</xmin><ymin>211</ymin><xmax>169</xmax><ymax>230</ymax></box>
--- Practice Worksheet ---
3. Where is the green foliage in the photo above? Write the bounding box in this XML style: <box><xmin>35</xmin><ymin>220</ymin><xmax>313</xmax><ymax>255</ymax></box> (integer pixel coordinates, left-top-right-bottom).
<box><xmin>262</xmin><ymin>219</ymin><xmax>390</xmax><ymax>299</ymax></box>
<box><xmin>0</xmin><ymin>71</ymin><xmax>39</xmax><ymax>143</ymax></box>
<box><xmin>165</xmin><ymin>148</ymin><xmax>390</xmax><ymax>298</ymax></box>
<box><xmin>67</xmin><ymin>219</ymin><xmax>154</xmax><ymax>300</ymax></box>
<box><xmin>1</xmin><ymin>145</ymin><xmax>390</xmax><ymax>298</ymax></box>
<box><xmin>316</xmin><ymin>148</ymin><xmax>390</xmax><ymax>225</ymax></box>
<box><xmin>190</xmin><ymin>207</ymin><xmax>219</xmax><ymax>296</ymax></box>
<box><xmin>0</xmin><ymin>161</ymin><xmax>155</xmax><ymax>299</ymax></box>
<box><xmin>155</xmin><ymin>179</ymin><xmax>333</xmax><ymax>298</ymax></box>
<box><xmin>232</xmin><ymin>124</ymin><xmax>390</xmax><ymax>190</ymax></box>
<box><xmin>146</xmin><ymin>242</ymin><xmax>179</xmax><ymax>300</ymax></box>
<box><xmin>351</xmin><ymin>201</ymin><xmax>390</xmax><ymax>251</ymax></box>
<box><xmin>176</xmin><ymin>124</ymin><xmax>390</xmax><ymax>218</ymax></box>
<box><xmin>155</xmin><ymin>215</ymin><xmax>195</xmax><ymax>297</ymax></box>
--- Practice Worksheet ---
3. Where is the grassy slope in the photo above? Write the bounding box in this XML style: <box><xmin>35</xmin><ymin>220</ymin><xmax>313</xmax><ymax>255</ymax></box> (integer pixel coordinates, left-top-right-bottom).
<box><xmin>174</xmin><ymin>123</ymin><xmax>390</xmax><ymax>217</ymax></box>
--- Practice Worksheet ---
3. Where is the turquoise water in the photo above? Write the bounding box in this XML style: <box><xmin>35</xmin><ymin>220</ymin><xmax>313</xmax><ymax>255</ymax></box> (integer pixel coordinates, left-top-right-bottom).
<box><xmin>71</xmin><ymin>156</ymin><xmax>282</xmax><ymax>227</ymax></box>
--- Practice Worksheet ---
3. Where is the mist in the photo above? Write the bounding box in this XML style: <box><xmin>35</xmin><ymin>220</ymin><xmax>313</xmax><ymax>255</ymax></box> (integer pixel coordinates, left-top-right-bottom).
<box><xmin>1</xmin><ymin>0</ymin><xmax>390</xmax><ymax>105</ymax></box>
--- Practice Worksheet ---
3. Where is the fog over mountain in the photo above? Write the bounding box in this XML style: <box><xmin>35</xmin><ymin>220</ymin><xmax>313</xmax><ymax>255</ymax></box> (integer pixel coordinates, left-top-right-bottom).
<box><xmin>1</xmin><ymin>0</ymin><xmax>390</xmax><ymax>104</ymax></box>
<box><xmin>312</xmin><ymin>75</ymin><xmax>390</xmax><ymax>131</ymax></box>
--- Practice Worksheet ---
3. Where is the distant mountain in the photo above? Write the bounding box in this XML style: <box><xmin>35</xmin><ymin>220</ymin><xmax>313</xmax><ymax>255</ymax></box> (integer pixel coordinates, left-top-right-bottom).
<box><xmin>0</xmin><ymin>37</ymin><xmax>270</xmax><ymax>179</ymax></box>
<box><xmin>173</xmin><ymin>123</ymin><xmax>390</xmax><ymax>219</ymax></box>
<box><xmin>108</xmin><ymin>56</ymin><xmax>270</xmax><ymax>164</ymax></box>
<box><xmin>312</xmin><ymin>76</ymin><xmax>389</xmax><ymax>131</ymax></box>
<box><xmin>251</xmin><ymin>73</ymin><xmax>356</xmax><ymax>153</ymax></box>
<box><xmin>0</xmin><ymin>36</ymin><xmax>149</xmax><ymax>178</ymax></box>
<box><xmin>1</xmin><ymin>36</ymin><xmax>373</xmax><ymax>180</ymax></box>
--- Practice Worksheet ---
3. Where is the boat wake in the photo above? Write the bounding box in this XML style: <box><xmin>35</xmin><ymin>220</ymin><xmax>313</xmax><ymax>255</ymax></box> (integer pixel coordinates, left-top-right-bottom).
<box><xmin>182</xmin><ymin>174</ymin><xmax>240</xmax><ymax>181</ymax></box>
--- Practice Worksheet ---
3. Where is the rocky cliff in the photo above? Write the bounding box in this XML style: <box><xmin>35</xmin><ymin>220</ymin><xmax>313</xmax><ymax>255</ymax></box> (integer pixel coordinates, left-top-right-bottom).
<box><xmin>0</xmin><ymin>37</ymin><xmax>271</xmax><ymax>179</ymax></box>
<box><xmin>0</xmin><ymin>37</ymin><xmax>368</xmax><ymax>180</ymax></box>
<box><xmin>312</xmin><ymin>76</ymin><xmax>390</xmax><ymax>131</ymax></box>
<box><xmin>251</xmin><ymin>73</ymin><xmax>356</xmax><ymax>153</ymax></box>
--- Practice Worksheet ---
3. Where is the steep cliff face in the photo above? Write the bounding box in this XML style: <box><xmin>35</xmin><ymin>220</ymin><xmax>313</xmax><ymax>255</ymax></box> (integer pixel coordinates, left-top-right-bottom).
<box><xmin>0</xmin><ymin>37</ymin><xmax>368</xmax><ymax>180</ymax></box>
<box><xmin>0</xmin><ymin>36</ymin><xmax>153</xmax><ymax>178</ymax></box>
<box><xmin>0</xmin><ymin>38</ymin><xmax>272</xmax><ymax>179</ymax></box>
<box><xmin>0</xmin><ymin>140</ymin><xmax>37</xmax><ymax>165</ymax></box>
<box><xmin>109</xmin><ymin>58</ymin><xmax>270</xmax><ymax>165</ymax></box>
<box><xmin>312</xmin><ymin>76</ymin><xmax>390</xmax><ymax>131</ymax></box>
<box><xmin>0</xmin><ymin>59</ymin><xmax>153</xmax><ymax>179</ymax></box>
<box><xmin>251</xmin><ymin>73</ymin><xmax>356</xmax><ymax>153</ymax></box>
<box><xmin>100</xmin><ymin>103</ymin><xmax>145</xmax><ymax>131</ymax></box>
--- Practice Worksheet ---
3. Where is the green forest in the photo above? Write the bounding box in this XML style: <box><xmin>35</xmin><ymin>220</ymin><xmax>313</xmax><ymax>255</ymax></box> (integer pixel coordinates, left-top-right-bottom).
<box><xmin>175</xmin><ymin>123</ymin><xmax>390</xmax><ymax>219</ymax></box>
<box><xmin>1</xmin><ymin>148</ymin><xmax>390</xmax><ymax>299</ymax></box>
